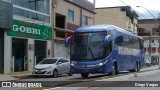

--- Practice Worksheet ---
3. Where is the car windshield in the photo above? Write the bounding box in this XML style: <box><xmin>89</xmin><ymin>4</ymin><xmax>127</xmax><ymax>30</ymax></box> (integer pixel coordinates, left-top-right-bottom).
<box><xmin>39</xmin><ymin>59</ymin><xmax>57</xmax><ymax>64</ymax></box>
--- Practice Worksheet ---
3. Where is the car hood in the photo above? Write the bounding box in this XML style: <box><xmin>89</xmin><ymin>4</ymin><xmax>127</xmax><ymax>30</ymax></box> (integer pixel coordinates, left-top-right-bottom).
<box><xmin>34</xmin><ymin>64</ymin><xmax>55</xmax><ymax>69</ymax></box>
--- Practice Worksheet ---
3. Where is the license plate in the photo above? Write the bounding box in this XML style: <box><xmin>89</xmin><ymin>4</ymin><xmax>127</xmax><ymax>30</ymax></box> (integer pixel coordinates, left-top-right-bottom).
<box><xmin>37</xmin><ymin>70</ymin><xmax>42</xmax><ymax>73</ymax></box>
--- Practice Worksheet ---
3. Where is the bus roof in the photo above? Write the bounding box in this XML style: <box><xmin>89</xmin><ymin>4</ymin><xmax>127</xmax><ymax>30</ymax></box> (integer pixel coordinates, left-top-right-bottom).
<box><xmin>75</xmin><ymin>25</ymin><xmax>143</xmax><ymax>40</ymax></box>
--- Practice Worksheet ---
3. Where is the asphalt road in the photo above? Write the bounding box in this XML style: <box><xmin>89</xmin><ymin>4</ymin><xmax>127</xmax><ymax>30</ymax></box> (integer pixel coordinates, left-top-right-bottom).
<box><xmin>20</xmin><ymin>73</ymin><xmax>127</xmax><ymax>81</ymax></box>
<box><xmin>0</xmin><ymin>66</ymin><xmax>159</xmax><ymax>90</ymax></box>
<box><xmin>85</xmin><ymin>72</ymin><xmax>160</xmax><ymax>90</ymax></box>
<box><xmin>44</xmin><ymin>71</ymin><xmax>160</xmax><ymax>90</ymax></box>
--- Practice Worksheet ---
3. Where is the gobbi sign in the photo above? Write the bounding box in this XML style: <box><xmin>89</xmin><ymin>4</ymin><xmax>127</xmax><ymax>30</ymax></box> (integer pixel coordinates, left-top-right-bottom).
<box><xmin>7</xmin><ymin>19</ymin><xmax>52</xmax><ymax>40</ymax></box>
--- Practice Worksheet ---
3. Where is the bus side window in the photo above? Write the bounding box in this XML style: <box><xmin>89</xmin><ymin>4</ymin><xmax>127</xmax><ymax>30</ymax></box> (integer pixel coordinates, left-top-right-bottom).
<box><xmin>115</xmin><ymin>32</ymin><xmax>124</xmax><ymax>46</ymax></box>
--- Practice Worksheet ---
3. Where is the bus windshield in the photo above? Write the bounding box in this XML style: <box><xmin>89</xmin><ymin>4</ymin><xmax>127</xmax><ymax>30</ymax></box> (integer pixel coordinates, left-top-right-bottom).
<box><xmin>71</xmin><ymin>32</ymin><xmax>107</xmax><ymax>61</ymax></box>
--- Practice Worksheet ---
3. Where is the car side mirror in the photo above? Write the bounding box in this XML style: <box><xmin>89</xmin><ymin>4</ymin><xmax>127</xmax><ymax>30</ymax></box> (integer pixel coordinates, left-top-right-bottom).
<box><xmin>57</xmin><ymin>62</ymin><xmax>62</xmax><ymax>65</ymax></box>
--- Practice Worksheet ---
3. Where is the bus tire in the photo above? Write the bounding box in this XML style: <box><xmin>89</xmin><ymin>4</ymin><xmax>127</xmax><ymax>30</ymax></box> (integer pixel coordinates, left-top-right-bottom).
<box><xmin>130</xmin><ymin>62</ymin><xmax>140</xmax><ymax>72</ymax></box>
<box><xmin>135</xmin><ymin>62</ymin><xmax>140</xmax><ymax>72</ymax></box>
<box><xmin>108</xmin><ymin>63</ymin><xmax>117</xmax><ymax>75</ymax></box>
<box><xmin>81</xmin><ymin>73</ymin><xmax>89</xmax><ymax>78</ymax></box>
<box><xmin>112</xmin><ymin>64</ymin><xmax>116</xmax><ymax>75</ymax></box>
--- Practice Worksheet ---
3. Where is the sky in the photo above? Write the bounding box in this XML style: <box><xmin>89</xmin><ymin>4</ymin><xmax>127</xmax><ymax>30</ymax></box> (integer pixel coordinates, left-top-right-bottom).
<box><xmin>88</xmin><ymin>0</ymin><xmax>160</xmax><ymax>19</ymax></box>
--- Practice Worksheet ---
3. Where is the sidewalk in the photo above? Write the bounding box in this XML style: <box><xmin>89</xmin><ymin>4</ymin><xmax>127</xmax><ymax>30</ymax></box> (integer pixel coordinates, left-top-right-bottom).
<box><xmin>140</xmin><ymin>65</ymin><xmax>159</xmax><ymax>71</ymax></box>
<box><xmin>0</xmin><ymin>71</ymin><xmax>32</xmax><ymax>81</ymax></box>
<box><xmin>0</xmin><ymin>65</ymin><xmax>159</xmax><ymax>81</ymax></box>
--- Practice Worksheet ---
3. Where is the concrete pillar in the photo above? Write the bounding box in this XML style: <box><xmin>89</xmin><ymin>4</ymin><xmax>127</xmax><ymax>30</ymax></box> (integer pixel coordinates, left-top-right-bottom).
<box><xmin>4</xmin><ymin>31</ymin><xmax>12</xmax><ymax>74</ymax></box>
<box><xmin>28</xmin><ymin>39</ymin><xmax>34</xmax><ymax>72</ymax></box>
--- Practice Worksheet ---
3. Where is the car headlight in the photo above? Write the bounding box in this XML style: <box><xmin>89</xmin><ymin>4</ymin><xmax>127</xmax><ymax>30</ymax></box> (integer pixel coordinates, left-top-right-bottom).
<box><xmin>45</xmin><ymin>66</ymin><xmax>52</xmax><ymax>69</ymax></box>
<box><xmin>33</xmin><ymin>67</ymin><xmax>36</xmax><ymax>70</ymax></box>
<box><xmin>71</xmin><ymin>61</ymin><xmax>76</xmax><ymax>66</ymax></box>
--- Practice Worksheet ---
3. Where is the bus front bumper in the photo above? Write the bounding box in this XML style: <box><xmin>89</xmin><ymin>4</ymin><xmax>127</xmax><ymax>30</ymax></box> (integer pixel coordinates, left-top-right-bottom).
<box><xmin>71</xmin><ymin>65</ymin><xmax>106</xmax><ymax>74</ymax></box>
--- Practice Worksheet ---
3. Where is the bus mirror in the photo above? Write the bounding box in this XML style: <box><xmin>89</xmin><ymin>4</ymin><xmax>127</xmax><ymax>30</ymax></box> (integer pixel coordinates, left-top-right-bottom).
<box><xmin>65</xmin><ymin>36</ymin><xmax>72</xmax><ymax>47</ymax></box>
<box><xmin>104</xmin><ymin>35</ymin><xmax>111</xmax><ymax>46</ymax></box>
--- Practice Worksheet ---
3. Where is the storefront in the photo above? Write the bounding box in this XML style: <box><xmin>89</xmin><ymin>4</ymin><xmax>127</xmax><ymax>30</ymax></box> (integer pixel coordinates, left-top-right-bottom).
<box><xmin>0</xmin><ymin>0</ymin><xmax>13</xmax><ymax>74</ymax></box>
<box><xmin>4</xmin><ymin>19</ymin><xmax>52</xmax><ymax>73</ymax></box>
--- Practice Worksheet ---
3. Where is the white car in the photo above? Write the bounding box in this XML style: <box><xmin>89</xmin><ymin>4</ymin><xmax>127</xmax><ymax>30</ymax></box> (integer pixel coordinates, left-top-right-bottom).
<box><xmin>32</xmin><ymin>57</ymin><xmax>73</xmax><ymax>77</ymax></box>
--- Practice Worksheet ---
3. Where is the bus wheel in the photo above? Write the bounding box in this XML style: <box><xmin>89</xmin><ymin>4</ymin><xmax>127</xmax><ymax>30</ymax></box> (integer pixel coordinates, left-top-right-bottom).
<box><xmin>81</xmin><ymin>73</ymin><xmax>89</xmax><ymax>78</ymax></box>
<box><xmin>111</xmin><ymin>64</ymin><xmax>116</xmax><ymax>75</ymax></box>
<box><xmin>108</xmin><ymin>64</ymin><xmax>117</xmax><ymax>75</ymax></box>
<box><xmin>135</xmin><ymin>62</ymin><xmax>140</xmax><ymax>72</ymax></box>
<box><xmin>130</xmin><ymin>62</ymin><xmax>140</xmax><ymax>72</ymax></box>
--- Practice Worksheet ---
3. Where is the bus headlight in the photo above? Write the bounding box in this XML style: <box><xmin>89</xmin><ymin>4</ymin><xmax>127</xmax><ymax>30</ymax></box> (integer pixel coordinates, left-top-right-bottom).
<box><xmin>96</xmin><ymin>60</ymin><xmax>108</xmax><ymax>66</ymax></box>
<box><xmin>96</xmin><ymin>63</ymin><xmax>103</xmax><ymax>66</ymax></box>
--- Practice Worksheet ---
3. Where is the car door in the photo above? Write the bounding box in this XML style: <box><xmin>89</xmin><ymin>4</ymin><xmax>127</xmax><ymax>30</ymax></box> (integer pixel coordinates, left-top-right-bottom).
<box><xmin>62</xmin><ymin>58</ymin><xmax>70</xmax><ymax>73</ymax></box>
<box><xmin>57</xmin><ymin>59</ymin><xmax>64</xmax><ymax>74</ymax></box>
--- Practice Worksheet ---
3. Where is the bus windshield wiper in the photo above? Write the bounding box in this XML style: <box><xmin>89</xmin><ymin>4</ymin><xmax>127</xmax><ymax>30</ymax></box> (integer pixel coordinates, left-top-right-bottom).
<box><xmin>88</xmin><ymin>46</ymin><xmax>95</xmax><ymax>60</ymax></box>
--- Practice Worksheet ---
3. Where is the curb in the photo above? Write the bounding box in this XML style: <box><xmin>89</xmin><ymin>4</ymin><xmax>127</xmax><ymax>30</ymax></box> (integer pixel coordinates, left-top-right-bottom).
<box><xmin>11</xmin><ymin>74</ymin><xmax>33</xmax><ymax>79</ymax></box>
<box><xmin>97</xmin><ymin>69</ymin><xmax>160</xmax><ymax>81</ymax></box>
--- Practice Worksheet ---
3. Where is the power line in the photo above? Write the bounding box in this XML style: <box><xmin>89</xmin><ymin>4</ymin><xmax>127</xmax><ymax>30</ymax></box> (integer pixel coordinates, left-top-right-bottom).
<box><xmin>118</xmin><ymin>0</ymin><xmax>147</xmax><ymax>19</ymax></box>
<box><xmin>119</xmin><ymin>0</ymin><xmax>128</xmax><ymax>6</ymax></box>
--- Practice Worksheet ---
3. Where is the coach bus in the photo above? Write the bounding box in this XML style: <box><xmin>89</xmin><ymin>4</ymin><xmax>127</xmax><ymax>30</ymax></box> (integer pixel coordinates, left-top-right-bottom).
<box><xmin>65</xmin><ymin>25</ymin><xmax>144</xmax><ymax>78</ymax></box>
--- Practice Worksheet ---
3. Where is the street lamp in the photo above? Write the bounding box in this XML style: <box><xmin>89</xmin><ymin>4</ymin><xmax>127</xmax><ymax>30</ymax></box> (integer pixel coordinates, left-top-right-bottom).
<box><xmin>137</xmin><ymin>6</ymin><xmax>160</xmax><ymax>68</ymax></box>
<box><xmin>136</xmin><ymin>6</ymin><xmax>156</xmax><ymax>20</ymax></box>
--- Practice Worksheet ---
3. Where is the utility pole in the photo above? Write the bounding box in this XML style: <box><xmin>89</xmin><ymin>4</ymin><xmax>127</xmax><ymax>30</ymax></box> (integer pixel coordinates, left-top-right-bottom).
<box><xmin>158</xmin><ymin>13</ymin><xmax>160</xmax><ymax>69</ymax></box>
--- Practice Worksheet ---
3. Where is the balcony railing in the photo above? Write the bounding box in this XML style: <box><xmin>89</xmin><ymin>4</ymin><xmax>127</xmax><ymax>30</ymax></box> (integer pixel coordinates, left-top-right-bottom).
<box><xmin>13</xmin><ymin>5</ymin><xmax>50</xmax><ymax>23</ymax></box>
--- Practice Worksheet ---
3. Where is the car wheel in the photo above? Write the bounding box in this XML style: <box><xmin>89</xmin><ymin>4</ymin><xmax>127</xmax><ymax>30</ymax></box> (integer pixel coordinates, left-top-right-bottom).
<box><xmin>81</xmin><ymin>73</ymin><xmax>89</xmax><ymax>78</ymax></box>
<box><xmin>53</xmin><ymin>70</ymin><xmax>58</xmax><ymax>78</ymax></box>
<box><xmin>33</xmin><ymin>75</ymin><xmax>39</xmax><ymax>78</ymax></box>
<box><xmin>68</xmin><ymin>71</ymin><xmax>73</xmax><ymax>76</ymax></box>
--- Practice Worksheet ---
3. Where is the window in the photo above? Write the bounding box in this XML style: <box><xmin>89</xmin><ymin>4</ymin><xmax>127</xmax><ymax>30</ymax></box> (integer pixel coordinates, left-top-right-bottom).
<box><xmin>56</xmin><ymin>31</ymin><xmax>65</xmax><ymax>38</ymax></box>
<box><xmin>63</xmin><ymin>59</ymin><xmax>69</xmax><ymax>63</ymax></box>
<box><xmin>115</xmin><ymin>32</ymin><xmax>124</xmax><ymax>46</ymax></box>
<box><xmin>12</xmin><ymin>0</ymin><xmax>50</xmax><ymax>22</ymax></box>
<box><xmin>68</xmin><ymin>9</ymin><xmax>74</xmax><ymax>22</ymax></box>
<box><xmin>83</xmin><ymin>15</ymin><xmax>88</xmax><ymax>25</ymax></box>
<box><xmin>58</xmin><ymin>59</ymin><xmax>64</xmax><ymax>63</ymax></box>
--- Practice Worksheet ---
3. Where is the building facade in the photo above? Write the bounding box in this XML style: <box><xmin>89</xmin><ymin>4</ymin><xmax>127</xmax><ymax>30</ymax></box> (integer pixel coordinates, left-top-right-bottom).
<box><xmin>51</xmin><ymin>0</ymin><xmax>95</xmax><ymax>58</ymax></box>
<box><xmin>138</xmin><ymin>19</ymin><xmax>160</xmax><ymax>64</ymax></box>
<box><xmin>95</xmin><ymin>6</ymin><xmax>138</xmax><ymax>34</ymax></box>
<box><xmin>3</xmin><ymin>0</ymin><xmax>52</xmax><ymax>74</ymax></box>
<box><xmin>1</xmin><ymin>0</ymin><xmax>95</xmax><ymax>74</ymax></box>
